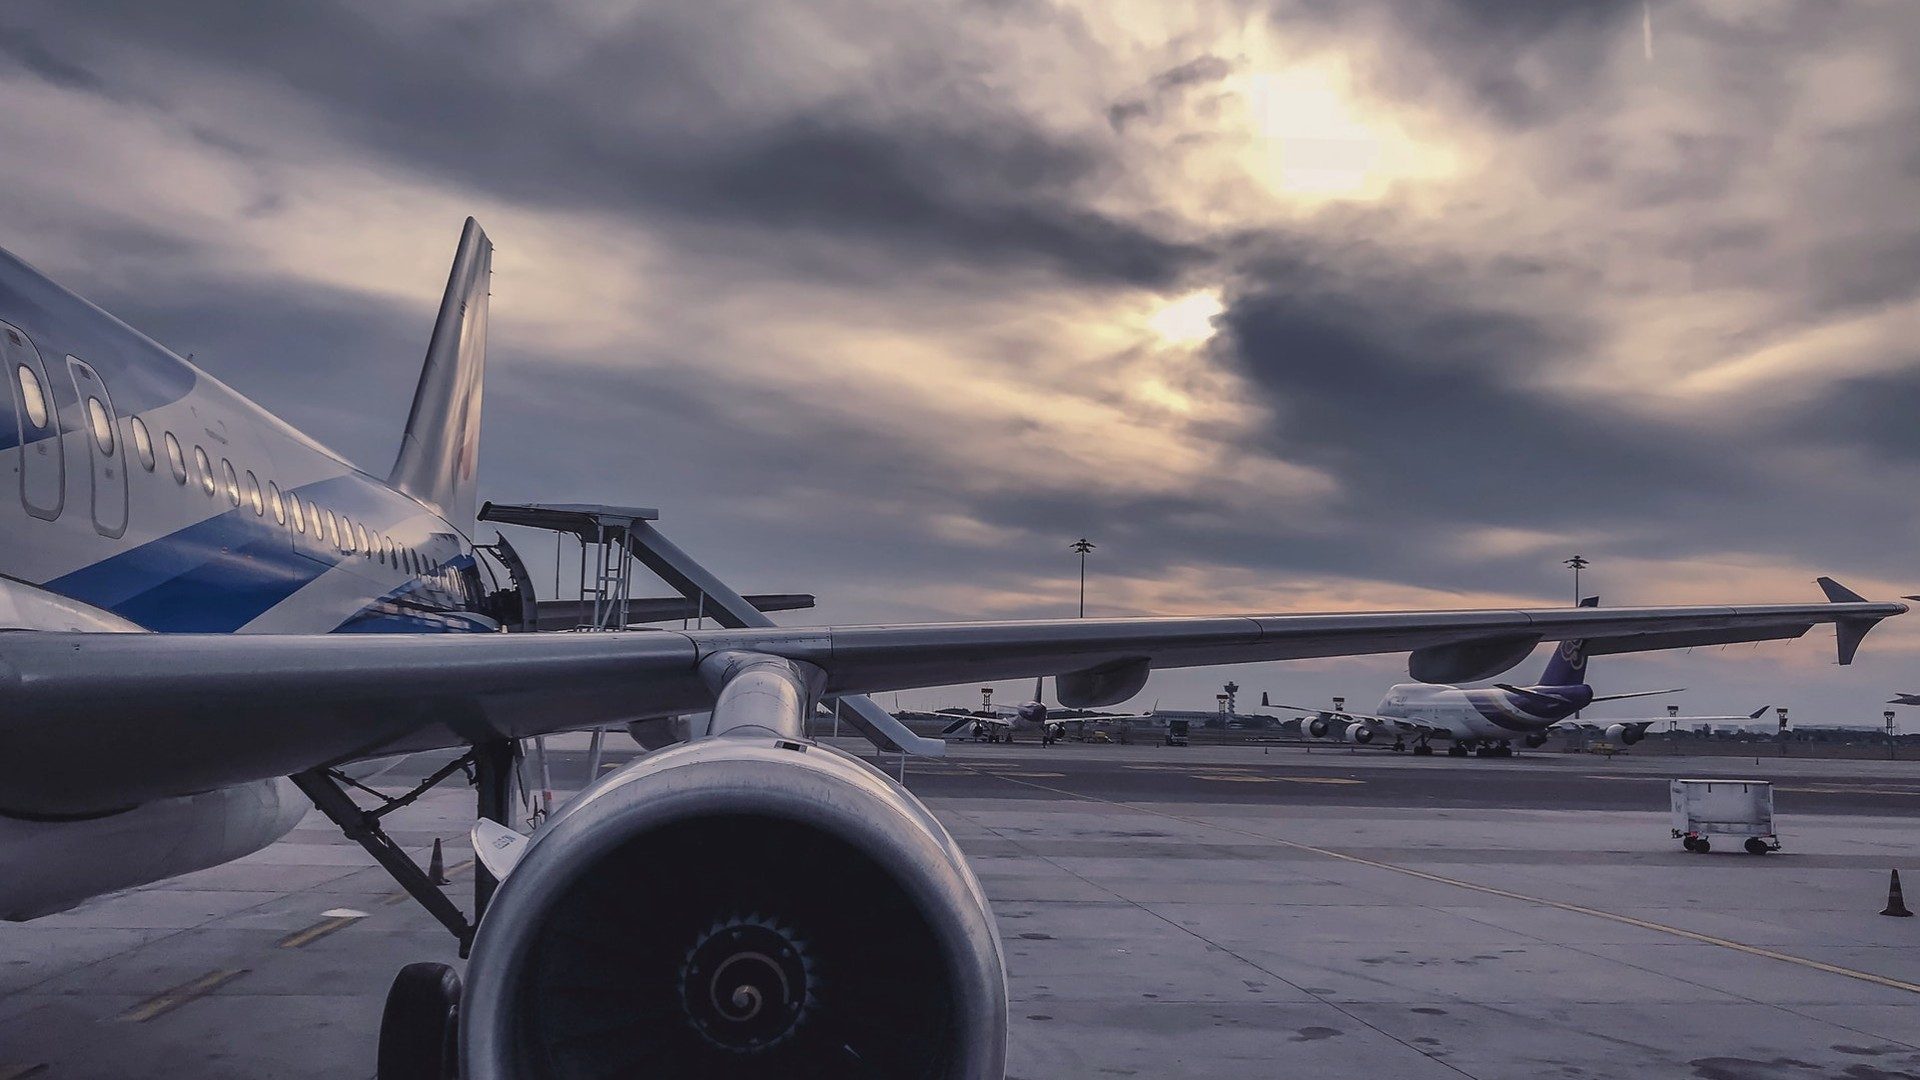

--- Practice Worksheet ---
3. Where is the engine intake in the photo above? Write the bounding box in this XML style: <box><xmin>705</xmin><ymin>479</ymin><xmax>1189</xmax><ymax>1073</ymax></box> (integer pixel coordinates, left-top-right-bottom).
<box><xmin>459</xmin><ymin>737</ymin><xmax>1006</xmax><ymax>1079</ymax></box>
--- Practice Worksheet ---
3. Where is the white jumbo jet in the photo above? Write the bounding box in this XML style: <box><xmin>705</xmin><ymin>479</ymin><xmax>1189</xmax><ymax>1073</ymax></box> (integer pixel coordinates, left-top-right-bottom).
<box><xmin>0</xmin><ymin>220</ymin><xmax>1901</xmax><ymax>1080</ymax></box>
<box><xmin>1278</xmin><ymin>600</ymin><xmax>1784</xmax><ymax>757</ymax></box>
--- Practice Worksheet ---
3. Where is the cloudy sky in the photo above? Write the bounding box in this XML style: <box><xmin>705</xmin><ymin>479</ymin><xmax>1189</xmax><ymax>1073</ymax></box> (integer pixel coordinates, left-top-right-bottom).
<box><xmin>3</xmin><ymin>0</ymin><xmax>1917</xmax><ymax>725</ymax></box>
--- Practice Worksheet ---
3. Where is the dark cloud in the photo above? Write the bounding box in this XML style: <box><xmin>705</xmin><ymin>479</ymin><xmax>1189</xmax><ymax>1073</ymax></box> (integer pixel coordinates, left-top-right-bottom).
<box><xmin>1</xmin><ymin>1</ymin><xmax>1200</xmax><ymax>288</ymax></box>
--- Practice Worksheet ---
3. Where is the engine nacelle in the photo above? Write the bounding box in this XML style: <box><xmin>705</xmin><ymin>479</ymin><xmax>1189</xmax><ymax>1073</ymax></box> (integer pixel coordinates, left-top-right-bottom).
<box><xmin>1523</xmin><ymin>732</ymin><xmax>1551</xmax><ymax>749</ymax></box>
<box><xmin>0</xmin><ymin>779</ymin><xmax>307</xmax><ymax>920</ymax></box>
<box><xmin>1604</xmin><ymin>723</ymin><xmax>1644</xmax><ymax>746</ymax></box>
<box><xmin>1307</xmin><ymin>716</ymin><xmax>1333</xmax><ymax>739</ymax></box>
<box><xmin>460</xmin><ymin>737</ymin><xmax>1007</xmax><ymax>1079</ymax></box>
<box><xmin>1344</xmin><ymin>724</ymin><xmax>1374</xmax><ymax>745</ymax></box>
<box><xmin>1015</xmin><ymin>701</ymin><xmax>1048</xmax><ymax>726</ymax></box>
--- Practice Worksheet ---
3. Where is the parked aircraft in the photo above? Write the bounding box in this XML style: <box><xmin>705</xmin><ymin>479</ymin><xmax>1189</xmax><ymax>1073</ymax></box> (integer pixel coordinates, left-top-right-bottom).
<box><xmin>1278</xmin><ymin>600</ymin><xmax>1782</xmax><ymax>756</ymax></box>
<box><xmin>931</xmin><ymin>678</ymin><xmax>1155</xmax><ymax>744</ymax></box>
<box><xmin>0</xmin><ymin>220</ymin><xmax>1900</xmax><ymax>1079</ymax></box>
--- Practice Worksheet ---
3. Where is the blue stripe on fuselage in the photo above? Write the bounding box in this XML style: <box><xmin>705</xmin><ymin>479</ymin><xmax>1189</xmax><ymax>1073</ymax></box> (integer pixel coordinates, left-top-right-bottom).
<box><xmin>47</xmin><ymin>473</ymin><xmax>480</xmax><ymax>633</ymax></box>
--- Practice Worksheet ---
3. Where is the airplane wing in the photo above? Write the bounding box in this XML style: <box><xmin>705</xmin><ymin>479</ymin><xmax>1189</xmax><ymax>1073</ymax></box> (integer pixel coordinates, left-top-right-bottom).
<box><xmin>0</xmin><ymin>591</ymin><xmax>1899</xmax><ymax>815</ymax></box>
<box><xmin>1555</xmin><ymin>706</ymin><xmax>1771</xmax><ymax>733</ymax></box>
<box><xmin>1266</xmin><ymin>702</ymin><xmax>1450</xmax><ymax>737</ymax></box>
<box><xmin>939</xmin><ymin>714</ymin><xmax>1010</xmax><ymax>735</ymax></box>
<box><xmin>1493</xmin><ymin>683</ymin><xmax>1685</xmax><ymax>706</ymax></box>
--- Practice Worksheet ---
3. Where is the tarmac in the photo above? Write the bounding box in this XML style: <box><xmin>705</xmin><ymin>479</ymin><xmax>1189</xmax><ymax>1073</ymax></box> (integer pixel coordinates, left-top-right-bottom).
<box><xmin>3</xmin><ymin>736</ymin><xmax>1918</xmax><ymax>1078</ymax></box>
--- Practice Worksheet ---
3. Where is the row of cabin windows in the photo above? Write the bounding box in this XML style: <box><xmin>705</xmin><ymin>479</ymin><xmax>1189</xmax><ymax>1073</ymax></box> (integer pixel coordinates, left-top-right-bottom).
<box><xmin>12</xmin><ymin>361</ymin><xmax>460</xmax><ymax>589</ymax></box>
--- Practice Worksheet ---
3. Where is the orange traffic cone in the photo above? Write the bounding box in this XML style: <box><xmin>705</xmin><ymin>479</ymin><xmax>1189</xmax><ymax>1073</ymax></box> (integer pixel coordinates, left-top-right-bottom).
<box><xmin>1882</xmin><ymin>870</ymin><xmax>1913</xmax><ymax>918</ymax></box>
<box><xmin>428</xmin><ymin>838</ymin><xmax>450</xmax><ymax>886</ymax></box>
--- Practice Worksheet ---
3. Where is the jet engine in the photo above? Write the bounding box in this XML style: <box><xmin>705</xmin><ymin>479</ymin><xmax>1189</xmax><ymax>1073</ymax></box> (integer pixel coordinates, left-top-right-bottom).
<box><xmin>1307</xmin><ymin>715</ymin><xmax>1333</xmax><ymax>739</ymax></box>
<box><xmin>1603</xmin><ymin>723</ymin><xmax>1644</xmax><ymax>746</ymax></box>
<box><xmin>0</xmin><ymin>779</ymin><xmax>307</xmax><ymax>920</ymax></box>
<box><xmin>1343</xmin><ymin>724</ymin><xmax>1374</xmax><ymax>745</ymax></box>
<box><xmin>459</xmin><ymin>736</ymin><xmax>1006</xmax><ymax>1079</ymax></box>
<box><xmin>1523</xmin><ymin>732</ymin><xmax>1551</xmax><ymax>749</ymax></box>
<box><xmin>1015</xmin><ymin>701</ymin><xmax>1048</xmax><ymax>726</ymax></box>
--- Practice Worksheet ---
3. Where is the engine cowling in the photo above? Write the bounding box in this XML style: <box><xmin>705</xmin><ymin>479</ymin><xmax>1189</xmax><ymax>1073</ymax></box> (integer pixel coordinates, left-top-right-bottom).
<box><xmin>1344</xmin><ymin>724</ymin><xmax>1374</xmax><ymax>745</ymax></box>
<box><xmin>1307</xmin><ymin>716</ymin><xmax>1333</xmax><ymax>739</ymax></box>
<box><xmin>1604</xmin><ymin>723</ymin><xmax>1644</xmax><ymax>746</ymax></box>
<box><xmin>1523</xmin><ymin>732</ymin><xmax>1550</xmax><ymax>749</ymax></box>
<box><xmin>1015</xmin><ymin>702</ymin><xmax>1048</xmax><ymax>726</ymax></box>
<box><xmin>0</xmin><ymin>779</ymin><xmax>307</xmax><ymax>920</ymax></box>
<box><xmin>460</xmin><ymin>737</ymin><xmax>1007</xmax><ymax>1079</ymax></box>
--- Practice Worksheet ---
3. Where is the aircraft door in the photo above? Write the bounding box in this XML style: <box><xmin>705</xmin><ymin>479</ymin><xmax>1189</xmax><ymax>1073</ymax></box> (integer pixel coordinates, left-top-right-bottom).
<box><xmin>66</xmin><ymin>357</ymin><xmax>128</xmax><ymax>538</ymax></box>
<box><xmin>3</xmin><ymin>323</ymin><xmax>64</xmax><ymax>520</ymax></box>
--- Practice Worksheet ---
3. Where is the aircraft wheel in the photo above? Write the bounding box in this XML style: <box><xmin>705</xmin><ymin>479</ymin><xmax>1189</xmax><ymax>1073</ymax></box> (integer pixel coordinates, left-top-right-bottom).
<box><xmin>377</xmin><ymin>962</ymin><xmax>461</xmax><ymax>1080</ymax></box>
<box><xmin>1413</xmin><ymin>744</ymin><xmax>1433</xmax><ymax>756</ymax></box>
<box><xmin>1447</xmin><ymin>744</ymin><xmax>1468</xmax><ymax>758</ymax></box>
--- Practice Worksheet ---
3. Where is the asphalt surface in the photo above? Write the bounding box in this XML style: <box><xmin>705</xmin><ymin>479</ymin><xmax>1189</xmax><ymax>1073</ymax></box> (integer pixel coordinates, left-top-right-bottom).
<box><xmin>518</xmin><ymin>739</ymin><xmax>1920</xmax><ymax>816</ymax></box>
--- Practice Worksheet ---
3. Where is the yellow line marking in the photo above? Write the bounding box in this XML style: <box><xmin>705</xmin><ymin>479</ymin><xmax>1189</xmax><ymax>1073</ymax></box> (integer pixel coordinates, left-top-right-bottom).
<box><xmin>1193</xmin><ymin>773</ymin><xmax>1280</xmax><ymax>783</ymax></box>
<box><xmin>970</xmin><ymin>768</ymin><xmax>1920</xmax><ymax>997</ymax></box>
<box><xmin>1279</xmin><ymin>776</ymin><xmax>1365</xmax><ymax>785</ymax></box>
<box><xmin>277</xmin><ymin>913</ymin><xmax>365</xmax><ymax>949</ymax></box>
<box><xmin>115</xmin><ymin>969</ymin><xmax>248</xmax><ymax>1022</ymax></box>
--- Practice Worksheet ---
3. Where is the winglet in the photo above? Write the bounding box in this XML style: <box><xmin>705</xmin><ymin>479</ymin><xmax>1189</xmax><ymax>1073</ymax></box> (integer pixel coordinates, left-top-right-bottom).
<box><xmin>1817</xmin><ymin>576</ymin><xmax>1867</xmax><ymax>604</ymax></box>
<box><xmin>1818</xmin><ymin>577</ymin><xmax>1885</xmax><ymax>665</ymax></box>
<box><xmin>1747</xmin><ymin>705</ymin><xmax>1770</xmax><ymax>720</ymax></box>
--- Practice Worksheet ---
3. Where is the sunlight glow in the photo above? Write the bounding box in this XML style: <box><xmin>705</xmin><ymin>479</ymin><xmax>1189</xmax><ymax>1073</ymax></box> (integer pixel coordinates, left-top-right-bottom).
<box><xmin>1241</xmin><ymin>62</ymin><xmax>1452</xmax><ymax>202</ymax></box>
<box><xmin>1147</xmin><ymin>289</ymin><xmax>1225</xmax><ymax>345</ymax></box>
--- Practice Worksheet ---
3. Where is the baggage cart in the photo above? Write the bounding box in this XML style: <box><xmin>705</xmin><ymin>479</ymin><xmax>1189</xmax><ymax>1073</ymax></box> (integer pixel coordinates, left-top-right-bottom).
<box><xmin>1670</xmin><ymin>779</ymin><xmax>1779</xmax><ymax>854</ymax></box>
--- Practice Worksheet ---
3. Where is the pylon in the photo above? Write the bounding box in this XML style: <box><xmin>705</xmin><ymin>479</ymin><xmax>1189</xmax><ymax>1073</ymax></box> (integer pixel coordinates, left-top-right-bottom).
<box><xmin>1882</xmin><ymin>869</ymin><xmax>1913</xmax><ymax>918</ymax></box>
<box><xmin>428</xmin><ymin>838</ymin><xmax>450</xmax><ymax>885</ymax></box>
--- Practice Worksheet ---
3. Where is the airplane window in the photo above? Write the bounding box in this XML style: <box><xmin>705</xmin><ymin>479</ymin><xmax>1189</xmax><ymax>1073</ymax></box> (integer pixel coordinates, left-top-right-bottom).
<box><xmin>292</xmin><ymin>496</ymin><xmax>307</xmax><ymax>535</ymax></box>
<box><xmin>341</xmin><ymin>516</ymin><xmax>356</xmax><ymax>553</ymax></box>
<box><xmin>307</xmin><ymin>500</ymin><xmax>322</xmax><ymax>537</ymax></box>
<box><xmin>355</xmin><ymin>523</ymin><xmax>369</xmax><ymax>556</ymax></box>
<box><xmin>245</xmin><ymin>471</ymin><xmax>263</xmax><ymax>515</ymax></box>
<box><xmin>221</xmin><ymin>459</ymin><xmax>240</xmax><ymax>506</ymax></box>
<box><xmin>129</xmin><ymin>416</ymin><xmax>155</xmax><ymax>471</ymax></box>
<box><xmin>194</xmin><ymin>446</ymin><xmax>215</xmax><ymax>495</ymax></box>
<box><xmin>325</xmin><ymin>509</ymin><xmax>340</xmax><ymax>548</ymax></box>
<box><xmin>164</xmin><ymin>432</ymin><xmax>187</xmax><ymax>483</ymax></box>
<box><xmin>86</xmin><ymin>397</ymin><xmax>114</xmax><ymax>456</ymax></box>
<box><xmin>15</xmin><ymin>364</ymin><xmax>47</xmax><ymax>428</ymax></box>
<box><xmin>267</xmin><ymin>481</ymin><xmax>285</xmax><ymax>525</ymax></box>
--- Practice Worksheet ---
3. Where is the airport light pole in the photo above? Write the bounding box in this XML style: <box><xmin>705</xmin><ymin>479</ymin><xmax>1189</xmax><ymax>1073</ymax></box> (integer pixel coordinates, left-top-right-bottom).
<box><xmin>1564</xmin><ymin>554</ymin><xmax>1589</xmax><ymax>605</ymax></box>
<box><xmin>1070</xmin><ymin>538</ymin><xmax>1096</xmax><ymax>617</ymax></box>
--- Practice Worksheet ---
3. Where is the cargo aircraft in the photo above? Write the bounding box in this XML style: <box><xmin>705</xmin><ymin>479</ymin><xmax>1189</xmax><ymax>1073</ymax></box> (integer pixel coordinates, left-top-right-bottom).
<box><xmin>0</xmin><ymin>220</ymin><xmax>1901</xmax><ymax>1079</ymax></box>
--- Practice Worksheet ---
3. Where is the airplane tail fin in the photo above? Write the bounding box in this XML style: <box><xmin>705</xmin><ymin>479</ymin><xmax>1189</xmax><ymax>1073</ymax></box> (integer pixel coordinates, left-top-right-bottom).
<box><xmin>390</xmin><ymin>218</ymin><xmax>492</xmax><ymax>530</ymax></box>
<box><xmin>1537</xmin><ymin>595</ymin><xmax>1598</xmax><ymax>686</ymax></box>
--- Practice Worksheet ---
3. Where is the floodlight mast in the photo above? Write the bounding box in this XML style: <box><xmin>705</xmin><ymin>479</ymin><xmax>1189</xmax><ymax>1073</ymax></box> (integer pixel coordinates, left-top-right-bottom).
<box><xmin>1071</xmin><ymin>538</ymin><xmax>1096</xmax><ymax>618</ymax></box>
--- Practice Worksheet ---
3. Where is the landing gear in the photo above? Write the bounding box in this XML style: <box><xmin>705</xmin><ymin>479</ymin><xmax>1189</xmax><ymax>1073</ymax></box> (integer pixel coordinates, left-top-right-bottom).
<box><xmin>1447</xmin><ymin>743</ymin><xmax>1469</xmax><ymax>757</ymax></box>
<box><xmin>376</xmin><ymin>963</ymin><xmax>461</xmax><ymax>1080</ymax></box>
<box><xmin>1412</xmin><ymin>740</ymin><xmax>1434</xmax><ymax>756</ymax></box>
<box><xmin>1474</xmin><ymin>742</ymin><xmax>1514</xmax><ymax>759</ymax></box>
<box><xmin>1391</xmin><ymin>739</ymin><xmax>1408</xmax><ymax>753</ymax></box>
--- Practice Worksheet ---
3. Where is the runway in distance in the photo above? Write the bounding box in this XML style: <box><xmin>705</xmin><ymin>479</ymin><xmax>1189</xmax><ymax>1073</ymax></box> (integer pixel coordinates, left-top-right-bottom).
<box><xmin>0</xmin><ymin>219</ymin><xmax>1903</xmax><ymax>1079</ymax></box>
<box><xmin>1278</xmin><ymin>600</ymin><xmax>1784</xmax><ymax>757</ymax></box>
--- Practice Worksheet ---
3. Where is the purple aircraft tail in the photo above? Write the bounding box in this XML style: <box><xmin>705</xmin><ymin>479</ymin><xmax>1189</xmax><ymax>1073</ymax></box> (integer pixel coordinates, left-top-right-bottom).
<box><xmin>1538</xmin><ymin>595</ymin><xmax>1598</xmax><ymax>686</ymax></box>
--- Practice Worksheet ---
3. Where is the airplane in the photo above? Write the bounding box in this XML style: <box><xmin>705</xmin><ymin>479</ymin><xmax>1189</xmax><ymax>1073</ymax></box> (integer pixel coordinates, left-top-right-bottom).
<box><xmin>929</xmin><ymin>678</ymin><xmax>1155</xmax><ymax>745</ymax></box>
<box><xmin>1889</xmin><ymin>693</ymin><xmax>1920</xmax><ymax>707</ymax></box>
<box><xmin>0</xmin><ymin>219</ymin><xmax>1901</xmax><ymax>1080</ymax></box>
<box><xmin>1277</xmin><ymin>599</ymin><xmax>1784</xmax><ymax>757</ymax></box>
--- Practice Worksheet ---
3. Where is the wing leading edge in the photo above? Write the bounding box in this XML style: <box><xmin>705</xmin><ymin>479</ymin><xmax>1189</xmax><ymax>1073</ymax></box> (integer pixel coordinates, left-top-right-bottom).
<box><xmin>0</xmin><ymin>593</ymin><xmax>1899</xmax><ymax>815</ymax></box>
